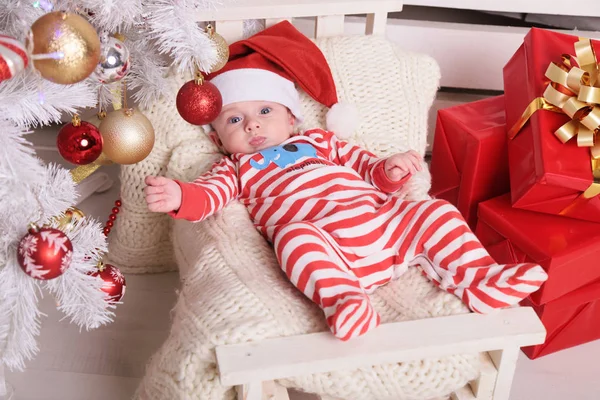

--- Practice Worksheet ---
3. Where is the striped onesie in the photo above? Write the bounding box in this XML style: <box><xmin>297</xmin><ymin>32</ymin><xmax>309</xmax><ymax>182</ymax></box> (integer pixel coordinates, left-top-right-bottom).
<box><xmin>173</xmin><ymin>129</ymin><xmax>548</xmax><ymax>341</ymax></box>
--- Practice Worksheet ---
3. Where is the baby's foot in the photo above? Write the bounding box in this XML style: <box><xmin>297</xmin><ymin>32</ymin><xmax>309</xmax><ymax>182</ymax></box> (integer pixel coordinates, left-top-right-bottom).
<box><xmin>327</xmin><ymin>295</ymin><xmax>380</xmax><ymax>341</ymax></box>
<box><xmin>456</xmin><ymin>263</ymin><xmax>548</xmax><ymax>313</ymax></box>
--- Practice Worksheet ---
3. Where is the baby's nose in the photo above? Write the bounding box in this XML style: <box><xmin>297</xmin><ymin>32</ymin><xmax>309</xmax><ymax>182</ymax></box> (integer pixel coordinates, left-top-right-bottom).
<box><xmin>245</xmin><ymin>120</ymin><xmax>260</xmax><ymax>131</ymax></box>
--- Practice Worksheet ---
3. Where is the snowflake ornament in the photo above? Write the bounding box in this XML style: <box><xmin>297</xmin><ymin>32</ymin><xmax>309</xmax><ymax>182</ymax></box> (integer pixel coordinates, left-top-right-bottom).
<box><xmin>16</xmin><ymin>225</ymin><xmax>73</xmax><ymax>280</ymax></box>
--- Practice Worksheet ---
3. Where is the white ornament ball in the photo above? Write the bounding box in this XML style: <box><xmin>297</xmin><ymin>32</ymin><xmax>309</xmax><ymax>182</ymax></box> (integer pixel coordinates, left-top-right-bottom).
<box><xmin>95</xmin><ymin>37</ymin><xmax>130</xmax><ymax>84</ymax></box>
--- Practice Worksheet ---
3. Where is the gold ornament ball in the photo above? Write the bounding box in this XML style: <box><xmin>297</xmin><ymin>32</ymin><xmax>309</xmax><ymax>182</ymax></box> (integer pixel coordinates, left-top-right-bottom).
<box><xmin>27</xmin><ymin>12</ymin><xmax>101</xmax><ymax>84</ymax></box>
<box><xmin>210</xmin><ymin>31</ymin><xmax>229</xmax><ymax>73</ymax></box>
<box><xmin>99</xmin><ymin>109</ymin><xmax>155</xmax><ymax>165</ymax></box>
<box><xmin>50</xmin><ymin>207</ymin><xmax>85</xmax><ymax>232</ymax></box>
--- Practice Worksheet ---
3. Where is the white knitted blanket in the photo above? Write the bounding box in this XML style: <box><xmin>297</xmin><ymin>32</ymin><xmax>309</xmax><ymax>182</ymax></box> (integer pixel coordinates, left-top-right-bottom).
<box><xmin>129</xmin><ymin>35</ymin><xmax>482</xmax><ymax>399</ymax></box>
<box><xmin>134</xmin><ymin>203</ymin><xmax>480</xmax><ymax>400</ymax></box>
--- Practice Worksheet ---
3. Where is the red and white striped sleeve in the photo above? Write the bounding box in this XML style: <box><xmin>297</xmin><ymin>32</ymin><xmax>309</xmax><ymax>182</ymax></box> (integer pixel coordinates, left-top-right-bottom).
<box><xmin>170</xmin><ymin>157</ymin><xmax>239</xmax><ymax>222</ymax></box>
<box><xmin>304</xmin><ymin>129</ymin><xmax>410</xmax><ymax>194</ymax></box>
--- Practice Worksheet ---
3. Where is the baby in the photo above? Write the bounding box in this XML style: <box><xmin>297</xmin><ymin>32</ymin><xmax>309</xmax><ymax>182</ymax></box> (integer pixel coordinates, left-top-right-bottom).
<box><xmin>145</xmin><ymin>21</ymin><xmax>548</xmax><ymax>341</ymax></box>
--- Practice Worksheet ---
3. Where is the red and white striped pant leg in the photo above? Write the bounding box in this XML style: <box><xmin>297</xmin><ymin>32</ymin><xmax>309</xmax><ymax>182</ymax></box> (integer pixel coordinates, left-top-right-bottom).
<box><xmin>395</xmin><ymin>199</ymin><xmax>548</xmax><ymax>313</ymax></box>
<box><xmin>272</xmin><ymin>221</ymin><xmax>380</xmax><ymax>341</ymax></box>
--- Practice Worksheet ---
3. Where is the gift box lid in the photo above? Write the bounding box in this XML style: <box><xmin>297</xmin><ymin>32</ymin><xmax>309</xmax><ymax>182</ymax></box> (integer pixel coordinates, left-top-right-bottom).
<box><xmin>478</xmin><ymin>194</ymin><xmax>600</xmax><ymax>304</ymax></box>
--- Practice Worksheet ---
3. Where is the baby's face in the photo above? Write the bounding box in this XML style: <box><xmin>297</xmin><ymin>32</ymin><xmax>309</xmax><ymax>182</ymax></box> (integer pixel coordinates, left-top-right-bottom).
<box><xmin>210</xmin><ymin>101</ymin><xmax>295</xmax><ymax>154</ymax></box>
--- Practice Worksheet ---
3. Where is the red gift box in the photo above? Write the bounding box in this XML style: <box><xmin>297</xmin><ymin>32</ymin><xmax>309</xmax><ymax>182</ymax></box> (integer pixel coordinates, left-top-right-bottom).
<box><xmin>520</xmin><ymin>280</ymin><xmax>600</xmax><ymax>359</ymax></box>
<box><xmin>475</xmin><ymin>194</ymin><xmax>600</xmax><ymax>306</ymax></box>
<box><xmin>430</xmin><ymin>96</ymin><xmax>510</xmax><ymax>229</ymax></box>
<box><xmin>503</xmin><ymin>28</ymin><xmax>600</xmax><ymax>223</ymax></box>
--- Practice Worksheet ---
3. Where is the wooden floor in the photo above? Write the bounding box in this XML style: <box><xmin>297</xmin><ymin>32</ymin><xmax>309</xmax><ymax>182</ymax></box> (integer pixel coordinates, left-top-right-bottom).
<box><xmin>5</xmin><ymin>122</ymin><xmax>600</xmax><ymax>400</ymax></box>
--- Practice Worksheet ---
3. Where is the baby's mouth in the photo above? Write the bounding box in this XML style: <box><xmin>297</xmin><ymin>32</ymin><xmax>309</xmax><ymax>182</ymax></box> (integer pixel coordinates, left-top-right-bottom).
<box><xmin>249</xmin><ymin>136</ymin><xmax>266</xmax><ymax>146</ymax></box>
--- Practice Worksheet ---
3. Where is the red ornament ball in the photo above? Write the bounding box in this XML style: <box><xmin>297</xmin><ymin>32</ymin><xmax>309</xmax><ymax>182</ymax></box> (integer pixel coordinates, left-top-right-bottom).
<box><xmin>17</xmin><ymin>225</ymin><xmax>73</xmax><ymax>280</ymax></box>
<box><xmin>176</xmin><ymin>79</ymin><xmax>222</xmax><ymax>125</ymax></box>
<box><xmin>90</xmin><ymin>263</ymin><xmax>126</xmax><ymax>303</ymax></box>
<box><xmin>57</xmin><ymin>121</ymin><xmax>103</xmax><ymax>165</ymax></box>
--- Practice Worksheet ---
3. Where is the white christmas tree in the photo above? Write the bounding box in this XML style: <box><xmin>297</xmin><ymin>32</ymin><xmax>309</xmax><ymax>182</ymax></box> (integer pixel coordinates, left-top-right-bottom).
<box><xmin>0</xmin><ymin>0</ymin><xmax>254</xmax><ymax>393</ymax></box>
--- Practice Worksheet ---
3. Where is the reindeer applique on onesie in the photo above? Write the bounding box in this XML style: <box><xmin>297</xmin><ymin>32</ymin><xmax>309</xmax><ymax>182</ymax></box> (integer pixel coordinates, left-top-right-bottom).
<box><xmin>164</xmin><ymin>21</ymin><xmax>548</xmax><ymax>341</ymax></box>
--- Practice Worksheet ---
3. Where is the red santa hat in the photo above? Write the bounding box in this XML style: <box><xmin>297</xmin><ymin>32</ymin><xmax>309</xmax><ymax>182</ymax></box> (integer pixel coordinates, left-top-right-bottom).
<box><xmin>205</xmin><ymin>20</ymin><xmax>358</xmax><ymax>139</ymax></box>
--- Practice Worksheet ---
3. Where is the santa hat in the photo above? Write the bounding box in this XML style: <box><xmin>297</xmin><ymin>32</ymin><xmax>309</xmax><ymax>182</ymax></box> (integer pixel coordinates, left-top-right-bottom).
<box><xmin>205</xmin><ymin>20</ymin><xmax>358</xmax><ymax>139</ymax></box>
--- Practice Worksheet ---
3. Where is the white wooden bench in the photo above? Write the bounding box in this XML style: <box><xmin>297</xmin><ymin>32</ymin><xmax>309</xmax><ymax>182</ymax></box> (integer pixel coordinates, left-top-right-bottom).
<box><xmin>193</xmin><ymin>2</ymin><xmax>548</xmax><ymax>399</ymax></box>
<box><xmin>217</xmin><ymin>307</ymin><xmax>545</xmax><ymax>400</ymax></box>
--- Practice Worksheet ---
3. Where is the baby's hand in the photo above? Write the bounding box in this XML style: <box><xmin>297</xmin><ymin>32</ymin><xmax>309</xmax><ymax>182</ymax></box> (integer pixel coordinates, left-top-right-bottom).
<box><xmin>384</xmin><ymin>150</ymin><xmax>423</xmax><ymax>181</ymax></box>
<box><xmin>144</xmin><ymin>176</ymin><xmax>182</xmax><ymax>213</ymax></box>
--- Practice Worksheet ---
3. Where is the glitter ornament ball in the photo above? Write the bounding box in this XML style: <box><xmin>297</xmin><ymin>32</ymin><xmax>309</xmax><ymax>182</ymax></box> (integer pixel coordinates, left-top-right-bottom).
<box><xmin>27</xmin><ymin>12</ymin><xmax>101</xmax><ymax>84</ymax></box>
<box><xmin>57</xmin><ymin>117</ymin><xmax>103</xmax><ymax>165</ymax></box>
<box><xmin>90</xmin><ymin>263</ymin><xmax>126</xmax><ymax>303</ymax></box>
<box><xmin>176</xmin><ymin>76</ymin><xmax>222</xmax><ymax>125</ymax></box>
<box><xmin>17</xmin><ymin>225</ymin><xmax>73</xmax><ymax>280</ymax></box>
<box><xmin>99</xmin><ymin>108</ymin><xmax>155</xmax><ymax>164</ymax></box>
<box><xmin>0</xmin><ymin>34</ymin><xmax>28</xmax><ymax>83</ymax></box>
<box><xmin>206</xmin><ymin>24</ymin><xmax>229</xmax><ymax>73</ymax></box>
<box><xmin>95</xmin><ymin>36</ymin><xmax>130</xmax><ymax>84</ymax></box>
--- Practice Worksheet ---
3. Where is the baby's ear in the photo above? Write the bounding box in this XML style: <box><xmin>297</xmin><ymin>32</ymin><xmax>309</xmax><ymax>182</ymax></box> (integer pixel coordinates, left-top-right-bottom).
<box><xmin>208</xmin><ymin>130</ymin><xmax>223</xmax><ymax>148</ymax></box>
<box><xmin>288</xmin><ymin>110</ymin><xmax>299</xmax><ymax>134</ymax></box>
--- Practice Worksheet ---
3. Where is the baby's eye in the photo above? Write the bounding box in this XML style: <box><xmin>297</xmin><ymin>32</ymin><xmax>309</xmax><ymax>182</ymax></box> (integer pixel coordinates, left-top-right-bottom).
<box><xmin>260</xmin><ymin>107</ymin><xmax>271</xmax><ymax>115</ymax></box>
<box><xmin>228</xmin><ymin>116</ymin><xmax>241</xmax><ymax>124</ymax></box>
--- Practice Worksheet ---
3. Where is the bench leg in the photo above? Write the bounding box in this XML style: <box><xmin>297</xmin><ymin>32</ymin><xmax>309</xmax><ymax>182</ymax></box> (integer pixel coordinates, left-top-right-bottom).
<box><xmin>263</xmin><ymin>381</ymin><xmax>291</xmax><ymax>400</ymax></box>
<box><xmin>469</xmin><ymin>353</ymin><xmax>498</xmax><ymax>399</ymax></box>
<box><xmin>489</xmin><ymin>347</ymin><xmax>520</xmax><ymax>400</ymax></box>
<box><xmin>236</xmin><ymin>381</ymin><xmax>291</xmax><ymax>400</ymax></box>
<box><xmin>237</xmin><ymin>382</ymin><xmax>262</xmax><ymax>400</ymax></box>
<box><xmin>452</xmin><ymin>349</ymin><xmax>516</xmax><ymax>400</ymax></box>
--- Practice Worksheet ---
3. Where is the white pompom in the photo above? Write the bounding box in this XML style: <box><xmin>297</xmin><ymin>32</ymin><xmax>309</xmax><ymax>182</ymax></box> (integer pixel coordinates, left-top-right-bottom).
<box><xmin>326</xmin><ymin>102</ymin><xmax>359</xmax><ymax>139</ymax></box>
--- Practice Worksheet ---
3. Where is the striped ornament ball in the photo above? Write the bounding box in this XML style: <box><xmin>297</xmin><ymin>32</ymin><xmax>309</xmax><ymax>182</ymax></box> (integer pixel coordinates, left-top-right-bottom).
<box><xmin>0</xmin><ymin>34</ymin><xmax>28</xmax><ymax>83</ymax></box>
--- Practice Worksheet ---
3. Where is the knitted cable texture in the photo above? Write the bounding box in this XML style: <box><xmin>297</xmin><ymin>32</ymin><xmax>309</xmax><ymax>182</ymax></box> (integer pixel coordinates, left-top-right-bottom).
<box><xmin>131</xmin><ymin>35</ymin><xmax>482</xmax><ymax>399</ymax></box>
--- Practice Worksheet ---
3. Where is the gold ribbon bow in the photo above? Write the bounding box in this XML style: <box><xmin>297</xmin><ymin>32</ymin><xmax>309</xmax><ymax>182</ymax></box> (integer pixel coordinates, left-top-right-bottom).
<box><xmin>508</xmin><ymin>38</ymin><xmax>600</xmax><ymax>202</ymax></box>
